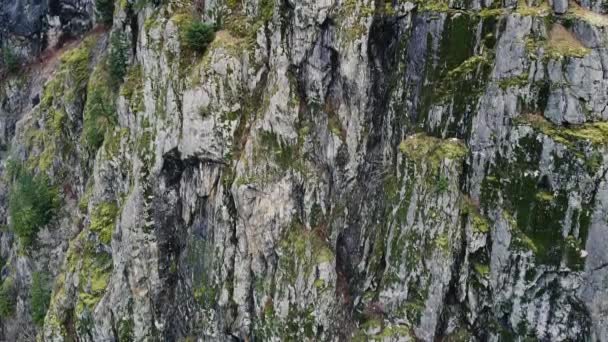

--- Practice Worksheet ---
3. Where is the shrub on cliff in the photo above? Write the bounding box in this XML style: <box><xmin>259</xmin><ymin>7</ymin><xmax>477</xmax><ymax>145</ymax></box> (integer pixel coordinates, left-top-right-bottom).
<box><xmin>83</xmin><ymin>82</ymin><xmax>115</xmax><ymax>149</ymax></box>
<box><xmin>30</xmin><ymin>272</ymin><xmax>51</xmax><ymax>325</ymax></box>
<box><xmin>83</xmin><ymin>56</ymin><xmax>117</xmax><ymax>151</ymax></box>
<box><xmin>0</xmin><ymin>278</ymin><xmax>16</xmax><ymax>318</ymax></box>
<box><xmin>183</xmin><ymin>21</ymin><xmax>215</xmax><ymax>53</ymax></box>
<box><xmin>8</xmin><ymin>170</ymin><xmax>59</xmax><ymax>247</ymax></box>
<box><xmin>95</xmin><ymin>0</ymin><xmax>115</xmax><ymax>25</ymax></box>
<box><xmin>1</xmin><ymin>47</ymin><xmax>20</xmax><ymax>74</ymax></box>
<box><xmin>109</xmin><ymin>32</ymin><xmax>129</xmax><ymax>86</ymax></box>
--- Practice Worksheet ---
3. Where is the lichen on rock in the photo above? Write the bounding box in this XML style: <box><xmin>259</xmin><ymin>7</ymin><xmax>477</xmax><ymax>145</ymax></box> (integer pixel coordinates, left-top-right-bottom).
<box><xmin>1</xmin><ymin>0</ymin><xmax>608</xmax><ymax>341</ymax></box>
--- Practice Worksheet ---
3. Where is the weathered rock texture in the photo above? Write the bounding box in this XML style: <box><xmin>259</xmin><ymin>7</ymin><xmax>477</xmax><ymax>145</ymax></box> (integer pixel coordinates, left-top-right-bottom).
<box><xmin>1</xmin><ymin>0</ymin><xmax>608</xmax><ymax>341</ymax></box>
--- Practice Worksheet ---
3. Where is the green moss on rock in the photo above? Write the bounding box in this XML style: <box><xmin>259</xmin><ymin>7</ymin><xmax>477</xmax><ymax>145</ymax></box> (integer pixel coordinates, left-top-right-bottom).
<box><xmin>59</xmin><ymin>40</ymin><xmax>93</xmax><ymax>89</ymax></box>
<box><xmin>518</xmin><ymin>114</ymin><xmax>608</xmax><ymax>147</ymax></box>
<box><xmin>399</xmin><ymin>134</ymin><xmax>467</xmax><ymax>170</ymax></box>
<box><xmin>278</xmin><ymin>221</ymin><xmax>334</xmax><ymax>285</ymax></box>
<box><xmin>414</xmin><ymin>0</ymin><xmax>449</xmax><ymax>12</ymax></box>
<box><xmin>75</xmin><ymin>244</ymin><xmax>112</xmax><ymax>317</ymax></box>
<box><xmin>90</xmin><ymin>202</ymin><xmax>119</xmax><ymax>245</ymax></box>
<box><xmin>482</xmin><ymin>129</ymin><xmax>592</xmax><ymax>269</ymax></box>
<box><xmin>499</xmin><ymin>73</ymin><xmax>530</xmax><ymax>90</ymax></box>
<box><xmin>461</xmin><ymin>198</ymin><xmax>490</xmax><ymax>234</ymax></box>
<box><xmin>24</xmin><ymin>36</ymin><xmax>98</xmax><ymax>173</ymax></box>
<box><xmin>0</xmin><ymin>277</ymin><xmax>16</xmax><ymax>318</ymax></box>
<box><xmin>30</xmin><ymin>271</ymin><xmax>52</xmax><ymax>325</ymax></box>
<box><xmin>121</xmin><ymin>64</ymin><xmax>144</xmax><ymax>113</ymax></box>
<box><xmin>516</xmin><ymin>0</ymin><xmax>551</xmax><ymax>16</ymax></box>
<box><xmin>473</xmin><ymin>262</ymin><xmax>490</xmax><ymax>278</ymax></box>
<box><xmin>83</xmin><ymin>57</ymin><xmax>118</xmax><ymax>151</ymax></box>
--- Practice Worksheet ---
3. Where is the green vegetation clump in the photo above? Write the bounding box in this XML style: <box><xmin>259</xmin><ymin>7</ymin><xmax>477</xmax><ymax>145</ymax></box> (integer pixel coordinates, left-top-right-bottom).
<box><xmin>8</xmin><ymin>169</ymin><xmax>59</xmax><ymax>247</ymax></box>
<box><xmin>0</xmin><ymin>278</ymin><xmax>16</xmax><ymax>318</ymax></box>
<box><xmin>193</xmin><ymin>282</ymin><xmax>217</xmax><ymax>309</ymax></box>
<box><xmin>535</xmin><ymin>191</ymin><xmax>554</xmax><ymax>202</ymax></box>
<box><xmin>499</xmin><ymin>73</ymin><xmax>529</xmax><ymax>90</ymax></box>
<box><xmin>473</xmin><ymin>262</ymin><xmax>490</xmax><ymax>278</ymax></box>
<box><xmin>444</xmin><ymin>54</ymin><xmax>490</xmax><ymax>82</ymax></box>
<box><xmin>413</xmin><ymin>0</ymin><xmax>449</xmax><ymax>12</ymax></box>
<box><xmin>73</xmin><ymin>235</ymin><xmax>113</xmax><ymax>318</ymax></box>
<box><xmin>226</xmin><ymin>0</ymin><xmax>239</xmax><ymax>9</ymax></box>
<box><xmin>258</xmin><ymin>131</ymin><xmax>298</xmax><ymax>171</ymax></box>
<box><xmin>104</xmin><ymin>128</ymin><xmax>129</xmax><ymax>159</ymax></box>
<box><xmin>60</xmin><ymin>228</ymin><xmax>113</xmax><ymax>333</ymax></box>
<box><xmin>21</xmin><ymin>38</ymin><xmax>96</xmax><ymax>173</ymax></box>
<box><xmin>118</xmin><ymin>316</ymin><xmax>134</xmax><ymax>341</ymax></box>
<box><xmin>565</xmin><ymin>6</ymin><xmax>608</xmax><ymax>27</ymax></box>
<box><xmin>433</xmin><ymin>50</ymin><xmax>492</xmax><ymax>102</ymax></box>
<box><xmin>108</xmin><ymin>32</ymin><xmax>129</xmax><ymax>86</ymax></box>
<box><xmin>60</xmin><ymin>42</ymin><xmax>92</xmax><ymax>89</ymax></box>
<box><xmin>2</xmin><ymin>47</ymin><xmax>20</xmax><ymax>74</ymax></box>
<box><xmin>37</xmin><ymin>36</ymin><xmax>94</xmax><ymax>110</ymax></box>
<box><xmin>90</xmin><ymin>202</ymin><xmax>119</xmax><ymax>245</ymax></box>
<box><xmin>518</xmin><ymin>114</ymin><xmax>608</xmax><ymax>147</ymax></box>
<box><xmin>481</xmin><ymin>131</ymin><xmax>592</xmax><ymax>269</ymax></box>
<box><xmin>399</xmin><ymin>134</ymin><xmax>468</xmax><ymax>170</ymax></box>
<box><xmin>30</xmin><ymin>272</ymin><xmax>52</xmax><ymax>325</ymax></box>
<box><xmin>516</xmin><ymin>0</ymin><xmax>551</xmax><ymax>16</ymax></box>
<box><xmin>95</xmin><ymin>0</ymin><xmax>115</xmax><ymax>25</ymax></box>
<box><xmin>259</xmin><ymin>0</ymin><xmax>275</xmax><ymax>22</ymax></box>
<box><xmin>183</xmin><ymin>21</ymin><xmax>216</xmax><ymax>53</ymax></box>
<box><xmin>83</xmin><ymin>59</ymin><xmax>117</xmax><ymax>151</ymax></box>
<box><xmin>352</xmin><ymin>318</ymin><xmax>414</xmax><ymax>342</ymax></box>
<box><xmin>460</xmin><ymin>198</ymin><xmax>490</xmax><ymax>234</ymax></box>
<box><xmin>121</xmin><ymin>64</ymin><xmax>144</xmax><ymax>112</ymax></box>
<box><xmin>327</xmin><ymin>108</ymin><xmax>346</xmax><ymax>141</ymax></box>
<box><xmin>436</xmin><ymin>176</ymin><xmax>449</xmax><ymax>192</ymax></box>
<box><xmin>435</xmin><ymin>234</ymin><xmax>450</xmax><ymax>253</ymax></box>
<box><xmin>278</xmin><ymin>221</ymin><xmax>334</xmax><ymax>284</ymax></box>
<box><xmin>478</xmin><ymin>8</ymin><xmax>505</xmax><ymax>17</ymax></box>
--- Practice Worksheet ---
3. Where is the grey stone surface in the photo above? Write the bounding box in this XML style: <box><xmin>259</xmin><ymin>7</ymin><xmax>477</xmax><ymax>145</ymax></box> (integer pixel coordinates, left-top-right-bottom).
<box><xmin>0</xmin><ymin>1</ymin><xmax>607</xmax><ymax>341</ymax></box>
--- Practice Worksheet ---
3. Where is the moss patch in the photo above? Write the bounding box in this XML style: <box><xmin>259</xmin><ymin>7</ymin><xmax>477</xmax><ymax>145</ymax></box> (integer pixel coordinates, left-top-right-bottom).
<box><xmin>566</xmin><ymin>4</ymin><xmax>608</xmax><ymax>27</ymax></box>
<box><xmin>516</xmin><ymin>0</ymin><xmax>551</xmax><ymax>16</ymax></box>
<box><xmin>499</xmin><ymin>73</ymin><xmax>530</xmax><ymax>90</ymax></box>
<box><xmin>0</xmin><ymin>277</ymin><xmax>16</xmax><ymax>318</ymax></box>
<box><xmin>518</xmin><ymin>114</ymin><xmax>608</xmax><ymax>147</ymax></box>
<box><xmin>121</xmin><ymin>64</ymin><xmax>144</xmax><ymax>113</ymax></box>
<box><xmin>90</xmin><ymin>202</ymin><xmax>119</xmax><ymax>245</ymax></box>
<box><xmin>480</xmin><ymin>130</ymin><xmax>593</xmax><ymax>270</ymax></box>
<box><xmin>74</xmin><ymin>237</ymin><xmax>113</xmax><ymax>319</ymax></box>
<box><xmin>30</xmin><ymin>271</ymin><xmax>52</xmax><ymax>325</ymax></box>
<box><xmin>473</xmin><ymin>262</ymin><xmax>490</xmax><ymax>278</ymax></box>
<box><xmin>399</xmin><ymin>134</ymin><xmax>467</xmax><ymax>170</ymax></box>
<box><xmin>59</xmin><ymin>40</ymin><xmax>93</xmax><ymax>89</ymax></box>
<box><xmin>25</xmin><ymin>36</ymin><xmax>98</xmax><ymax>173</ymax></box>
<box><xmin>278</xmin><ymin>221</ymin><xmax>334</xmax><ymax>286</ymax></box>
<box><xmin>83</xmin><ymin>56</ymin><xmax>118</xmax><ymax>151</ymax></box>
<box><xmin>461</xmin><ymin>197</ymin><xmax>490</xmax><ymax>234</ymax></box>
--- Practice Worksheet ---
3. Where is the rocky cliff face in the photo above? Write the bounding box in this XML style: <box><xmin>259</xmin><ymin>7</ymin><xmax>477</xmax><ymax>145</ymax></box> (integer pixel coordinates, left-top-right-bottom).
<box><xmin>0</xmin><ymin>0</ymin><xmax>94</xmax><ymax>61</ymax></box>
<box><xmin>1</xmin><ymin>0</ymin><xmax>608</xmax><ymax>341</ymax></box>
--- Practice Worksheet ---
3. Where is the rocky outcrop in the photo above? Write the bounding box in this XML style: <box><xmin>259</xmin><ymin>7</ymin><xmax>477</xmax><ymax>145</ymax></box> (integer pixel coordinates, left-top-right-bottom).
<box><xmin>1</xmin><ymin>0</ymin><xmax>608</xmax><ymax>341</ymax></box>
<box><xmin>0</xmin><ymin>0</ymin><xmax>94</xmax><ymax>63</ymax></box>
<box><xmin>553</xmin><ymin>0</ymin><xmax>569</xmax><ymax>14</ymax></box>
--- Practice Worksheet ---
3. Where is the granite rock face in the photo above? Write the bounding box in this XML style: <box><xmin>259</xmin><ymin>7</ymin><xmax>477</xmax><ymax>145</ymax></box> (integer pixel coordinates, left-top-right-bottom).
<box><xmin>1</xmin><ymin>0</ymin><xmax>608</xmax><ymax>341</ymax></box>
<box><xmin>553</xmin><ymin>0</ymin><xmax>568</xmax><ymax>13</ymax></box>
<box><xmin>0</xmin><ymin>0</ymin><xmax>94</xmax><ymax>62</ymax></box>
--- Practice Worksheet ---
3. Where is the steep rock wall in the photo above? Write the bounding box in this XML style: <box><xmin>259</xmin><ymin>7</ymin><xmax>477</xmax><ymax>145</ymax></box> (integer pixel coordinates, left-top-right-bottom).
<box><xmin>1</xmin><ymin>0</ymin><xmax>608</xmax><ymax>341</ymax></box>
